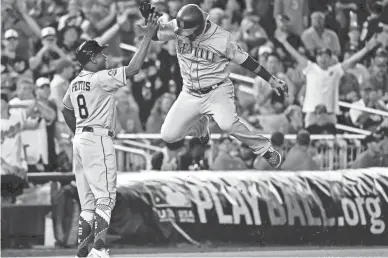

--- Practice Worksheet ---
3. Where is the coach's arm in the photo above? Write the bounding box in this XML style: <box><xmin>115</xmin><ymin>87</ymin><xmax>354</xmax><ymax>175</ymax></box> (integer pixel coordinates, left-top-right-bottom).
<box><xmin>125</xmin><ymin>14</ymin><xmax>160</xmax><ymax>78</ymax></box>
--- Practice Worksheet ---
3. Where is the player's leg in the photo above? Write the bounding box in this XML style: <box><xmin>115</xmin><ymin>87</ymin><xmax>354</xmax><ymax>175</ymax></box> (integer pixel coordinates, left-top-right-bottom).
<box><xmin>72</xmin><ymin>138</ymin><xmax>95</xmax><ymax>258</ymax></box>
<box><xmin>203</xmin><ymin>85</ymin><xmax>281</xmax><ymax>168</ymax></box>
<box><xmin>161</xmin><ymin>90</ymin><xmax>205</xmax><ymax>143</ymax></box>
<box><xmin>79</xmin><ymin>133</ymin><xmax>117</xmax><ymax>257</ymax></box>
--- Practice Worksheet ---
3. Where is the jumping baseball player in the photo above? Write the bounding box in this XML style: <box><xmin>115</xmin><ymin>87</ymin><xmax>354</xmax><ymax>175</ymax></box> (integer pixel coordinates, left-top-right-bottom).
<box><xmin>61</xmin><ymin>14</ymin><xmax>160</xmax><ymax>258</ymax></box>
<box><xmin>138</xmin><ymin>3</ymin><xmax>288</xmax><ymax>168</ymax></box>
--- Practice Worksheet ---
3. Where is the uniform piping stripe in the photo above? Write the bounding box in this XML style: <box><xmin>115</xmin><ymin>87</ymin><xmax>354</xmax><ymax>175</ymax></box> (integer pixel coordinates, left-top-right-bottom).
<box><xmin>100</xmin><ymin>136</ymin><xmax>111</xmax><ymax>205</ymax></box>
<box><xmin>197</xmin><ymin>25</ymin><xmax>218</xmax><ymax>90</ymax></box>
<box><xmin>62</xmin><ymin>102</ymin><xmax>74</xmax><ymax>110</ymax></box>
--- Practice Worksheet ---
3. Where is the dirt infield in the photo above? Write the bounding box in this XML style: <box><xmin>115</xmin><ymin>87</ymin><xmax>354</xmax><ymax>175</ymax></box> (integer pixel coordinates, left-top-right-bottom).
<box><xmin>2</xmin><ymin>246</ymin><xmax>388</xmax><ymax>257</ymax></box>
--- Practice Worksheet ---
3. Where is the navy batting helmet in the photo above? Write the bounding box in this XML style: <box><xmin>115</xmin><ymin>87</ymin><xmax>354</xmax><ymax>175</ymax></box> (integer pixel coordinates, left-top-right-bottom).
<box><xmin>75</xmin><ymin>40</ymin><xmax>107</xmax><ymax>66</ymax></box>
<box><xmin>174</xmin><ymin>4</ymin><xmax>207</xmax><ymax>38</ymax></box>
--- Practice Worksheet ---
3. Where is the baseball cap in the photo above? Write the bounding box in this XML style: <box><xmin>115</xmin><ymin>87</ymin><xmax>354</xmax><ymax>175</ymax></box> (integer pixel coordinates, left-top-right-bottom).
<box><xmin>41</xmin><ymin>27</ymin><xmax>57</xmax><ymax>38</ymax></box>
<box><xmin>315</xmin><ymin>48</ymin><xmax>332</xmax><ymax>56</ymax></box>
<box><xmin>36</xmin><ymin>77</ymin><xmax>51</xmax><ymax>88</ymax></box>
<box><xmin>4</xmin><ymin>29</ymin><xmax>19</xmax><ymax>39</ymax></box>
<box><xmin>75</xmin><ymin>40</ymin><xmax>108</xmax><ymax>66</ymax></box>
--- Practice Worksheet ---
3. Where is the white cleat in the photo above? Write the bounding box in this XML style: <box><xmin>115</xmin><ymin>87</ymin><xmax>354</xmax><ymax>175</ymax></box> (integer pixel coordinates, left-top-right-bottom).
<box><xmin>87</xmin><ymin>248</ymin><xmax>111</xmax><ymax>258</ymax></box>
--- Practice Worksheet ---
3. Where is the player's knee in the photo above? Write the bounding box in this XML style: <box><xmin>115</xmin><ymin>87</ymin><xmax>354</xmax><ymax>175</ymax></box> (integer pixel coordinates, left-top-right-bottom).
<box><xmin>95</xmin><ymin>197</ymin><xmax>116</xmax><ymax>210</ymax></box>
<box><xmin>217</xmin><ymin>119</ymin><xmax>235</xmax><ymax>133</ymax></box>
<box><xmin>161</xmin><ymin>125</ymin><xmax>177</xmax><ymax>143</ymax></box>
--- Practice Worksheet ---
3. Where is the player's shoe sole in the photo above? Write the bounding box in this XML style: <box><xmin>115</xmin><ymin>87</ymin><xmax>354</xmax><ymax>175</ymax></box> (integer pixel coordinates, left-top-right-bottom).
<box><xmin>262</xmin><ymin>147</ymin><xmax>282</xmax><ymax>168</ymax></box>
<box><xmin>88</xmin><ymin>248</ymin><xmax>110</xmax><ymax>258</ymax></box>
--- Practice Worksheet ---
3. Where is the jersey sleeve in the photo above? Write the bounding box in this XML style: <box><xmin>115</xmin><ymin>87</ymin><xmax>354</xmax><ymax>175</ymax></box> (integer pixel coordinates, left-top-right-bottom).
<box><xmin>157</xmin><ymin>19</ymin><xmax>177</xmax><ymax>42</ymax></box>
<box><xmin>225</xmin><ymin>34</ymin><xmax>249</xmax><ymax>64</ymax></box>
<box><xmin>331</xmin><ymin>63</ymin><xmax>345</xmax><ymax>77</ymax></box>
<box><xmin>95</xmin><ymin>66</ymin><xmax>126</xmax><ymax>92</ymax></box>
<box><xmin>302</xmin><ymin>61</ymin><xmax>317</xmax><ymax>75</ymax></box>
<box><xmin>62</xmin><ymin>87</ymin><xmax>74</xmax><ymax>110</ymax></box>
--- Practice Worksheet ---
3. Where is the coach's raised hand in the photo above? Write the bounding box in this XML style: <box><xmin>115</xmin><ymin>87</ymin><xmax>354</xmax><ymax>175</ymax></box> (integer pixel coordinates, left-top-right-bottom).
<box><xmin>144</xmin><ymin>12</ymin><xmax>160</xmax><ymax>38</ymax></box>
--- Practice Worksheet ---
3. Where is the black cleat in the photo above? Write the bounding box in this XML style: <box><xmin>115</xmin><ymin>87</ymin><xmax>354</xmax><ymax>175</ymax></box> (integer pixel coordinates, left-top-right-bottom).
<box><xmin>199</xmin><ymin>116</ymin><xmax>210</xmax><ymax>146</ymax></box>
<box><xmin>262</xmin><ymin>147</ymin><xmax>282</xmax><ymax>168</ymax></box>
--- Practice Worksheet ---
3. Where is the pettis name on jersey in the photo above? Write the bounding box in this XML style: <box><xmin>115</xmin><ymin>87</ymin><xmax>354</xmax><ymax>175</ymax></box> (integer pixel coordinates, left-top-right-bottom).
<box><xmin>72</xmin><ymin>81</ymin><xmax>91</xmax><ymax>92</ymax></box>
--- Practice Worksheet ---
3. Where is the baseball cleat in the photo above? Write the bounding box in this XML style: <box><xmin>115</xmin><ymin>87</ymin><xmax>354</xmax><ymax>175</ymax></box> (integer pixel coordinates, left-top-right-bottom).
<box><xmin>88</xmin><ymin>248</ymin><xmax>110</xmax><ymax>258</ymax></box>
<box><xmin>262</xmin><ymin>147</ymin><xmax>282</xmax><ymax>168</ymax></box>
<box><xmin>199</xmin><ymin>116</ymin><xmax>210</xmax><ymax>146</ymax></box>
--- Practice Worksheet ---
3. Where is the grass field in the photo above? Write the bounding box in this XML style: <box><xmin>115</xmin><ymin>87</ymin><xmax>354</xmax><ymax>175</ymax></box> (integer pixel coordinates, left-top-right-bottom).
<box><xmin>2</xmin><ymin>246</ymin><xmax>388</xmax><ymax>257</ymax></box>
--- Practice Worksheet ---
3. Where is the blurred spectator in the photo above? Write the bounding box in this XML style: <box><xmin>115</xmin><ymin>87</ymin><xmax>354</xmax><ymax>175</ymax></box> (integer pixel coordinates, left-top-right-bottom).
<box><xmin>49</xmin><ymin>59</ymin><xmax>74</xmax><ymax>133</ymax></box>
<box><xmin>245</xmin><ymin>0</ymin><xmax>276</xmax><ymax>36</ymax></box>
<box><xmin>84</xmin><ymin>0</ymin><xmax>121</xmax><ymax>57</ymax></box>
<box><xmin>146</xmin><ymin>93</ymin><xmax>176</xmax><ymax>133</ymax></box>
<box><xmin>345</xmin><ymin>24</ymin><xmax>362</xmax><ymax>51</ymax></box>
<box><xmin>272</xmin><ymin>15</ymin><xmax>305</xmax><ymax>68</ymax></box>
<box><xmin>237</xmin><ymin>14</ymin><xmax>268</xmax><ymax>56</ymax></box>
<box><xmin>29</xmin><ymin>27</ymin><xmax>68</xmax><ymax>80</ymax></box>
<box><xmin>253</xmin><ymin>132</ymin><xmax>284</xmax><ymax>170</ymax></box>
<box><xmin>282</xmin><ymin>130</ymin><xmax>320</xmax><ymax>170</ymax></box>
<box><xmin>57</xmin><ymin>0</ymin><xmax>89</xmax><ymax>32</ymax></box>
<box><xmin>344</xmin><ymin>45</ymin><xmax>370</xmax><ymax>85</ymax></box>
<box><xmin>168</xmin><ymin>0</ymin><xmax>183</xmax><ymax>18</ymax></box>
<box><xmin>248</xmin><ymin>105</ymin><xmax>304</xmax><ymax>134</ymax></box>
<box><xmin>1</xmin><ymin>29</ymin><xmax>32</xmax><ymax>92</ymax></box>
<box><xmin>209</xmin><ymin>7</ymin><xmax>227</xmax><ymax>25</ymax></box>
<box><xmin>115</xmin><ymin>87</ymin><xmax>143</xmax><ymax>134</ymax></box>
<box><xmin>306</xmin><ymin>104</ymin><xmax>337</xmax><ymax>134</ymax></box>
<box><xmin>158</xmin><ymin>41</ymin><xmax>183</xmax><ymax>97</ymax></box>
<box><xmin>368</xmin><ymin>47</ymin><xmax>388</xmax><ymax>100</ymax></box>
<box><xmin>211</xmin><ymin>135</ymin><xmax>247</xmax><ymax>170</ymax></box>
<box><xmin>360</xmin><ymin>1</ymin><xmax>386</xmax><ymax>44</ymax></box>
<box><xmin>237</xmin><ymin>142</ymin><xmax>256</xmax><ymax>169</ymax></box>
<box><xmin>276</xmin><ymin>30</ymin><xmax>381</xmax><ymax>127</ymax></box>
<box><xmin>1</xmin><ymin>0</ymin><xmax>38</xmax><ymax>60</ymax></box>
<box><xmin>184</xmin><ymin>138</ymin><xmax>208</xmax><ymax>170</ymax></box>
<box><xmin>351</xmin><ymin>126</ymin><xmax>388</xmax><ymax>168</ymax></box>
<box><xmin>349</xmin><ymin>79</ymin><xmax>385</xmax><ymax>131</ymax></box>
<box><xmin>1</xmin><ymin>93</ymin><xmax>28</xmax><ymax>204</ymax></box>
<box><xmin>301</xmin><ymin>11</ymin><xmax>342</xmax><ymax>57</ymax></box>
<box><xmin>35</xmin><ymin>77</ymin><xmax>58</xmax><ymax>171</ymax></box>
<box><xmin>9</xmin><ymin>77</ymin><xmax>56</xmax><ymax>172</ymax></box>
<box><xmin>273</xmin><ymin>0</ymin><xmax>309</xmax><ymax>36</ymax></box>
<box><xmin>151</xmin><ymin>0</ymin><xmax>170</xmax><ymax>20</ymax></box>
<box><xmin>151</xmin><ymin>140</ymin><xmax>187</xmax><ymax>171</ymax></box>
<box><xmin>253</xmin><ymin>53</ymin><xmax>295</xmax><ymax>114</ymax></box>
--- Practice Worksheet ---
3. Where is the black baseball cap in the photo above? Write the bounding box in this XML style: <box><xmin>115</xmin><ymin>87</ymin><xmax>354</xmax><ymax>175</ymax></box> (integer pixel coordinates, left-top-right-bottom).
<box><xmin>75</xmin><ymin>40</ymin><xmax>107</xmax><ymax>66</ymax></box>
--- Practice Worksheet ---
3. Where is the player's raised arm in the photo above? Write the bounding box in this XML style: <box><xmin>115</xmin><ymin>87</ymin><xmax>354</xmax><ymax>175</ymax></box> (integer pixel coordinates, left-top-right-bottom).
<box><xmin>225</xmin><ymin>33</ymin><xmax>289</xmax><ymax>97</ymax></box>
<box><xmin>125</xmin><ymin>13</ymin><xmax>160</xmax><ymax>78</ymax></box>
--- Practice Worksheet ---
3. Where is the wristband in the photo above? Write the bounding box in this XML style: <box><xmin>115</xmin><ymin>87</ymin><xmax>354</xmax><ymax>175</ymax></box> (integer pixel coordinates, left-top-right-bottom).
<box><xmin>256</xmin><ymin>65</ymin><xmax>273</xmax><ymax>82</ymax></box>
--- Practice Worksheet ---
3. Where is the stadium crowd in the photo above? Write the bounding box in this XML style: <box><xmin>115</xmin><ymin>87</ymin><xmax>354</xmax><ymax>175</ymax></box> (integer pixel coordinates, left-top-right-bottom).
<box><xmin>2</xmin><ymin>0</ymin><xmax>388</xmax><ymax>202</ymax></box>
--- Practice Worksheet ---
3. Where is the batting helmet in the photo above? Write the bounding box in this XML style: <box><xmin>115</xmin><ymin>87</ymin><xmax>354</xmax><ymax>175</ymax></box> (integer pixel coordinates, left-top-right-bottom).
<box><xmin>174</xmin><ymin>4</ymin><xmax>207</xmax><ymax>38</ymax></box>
<box><xmin>75</xmin><ymin>40</ymin><xmax>107</xmax><ymax>66</ymax></box>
